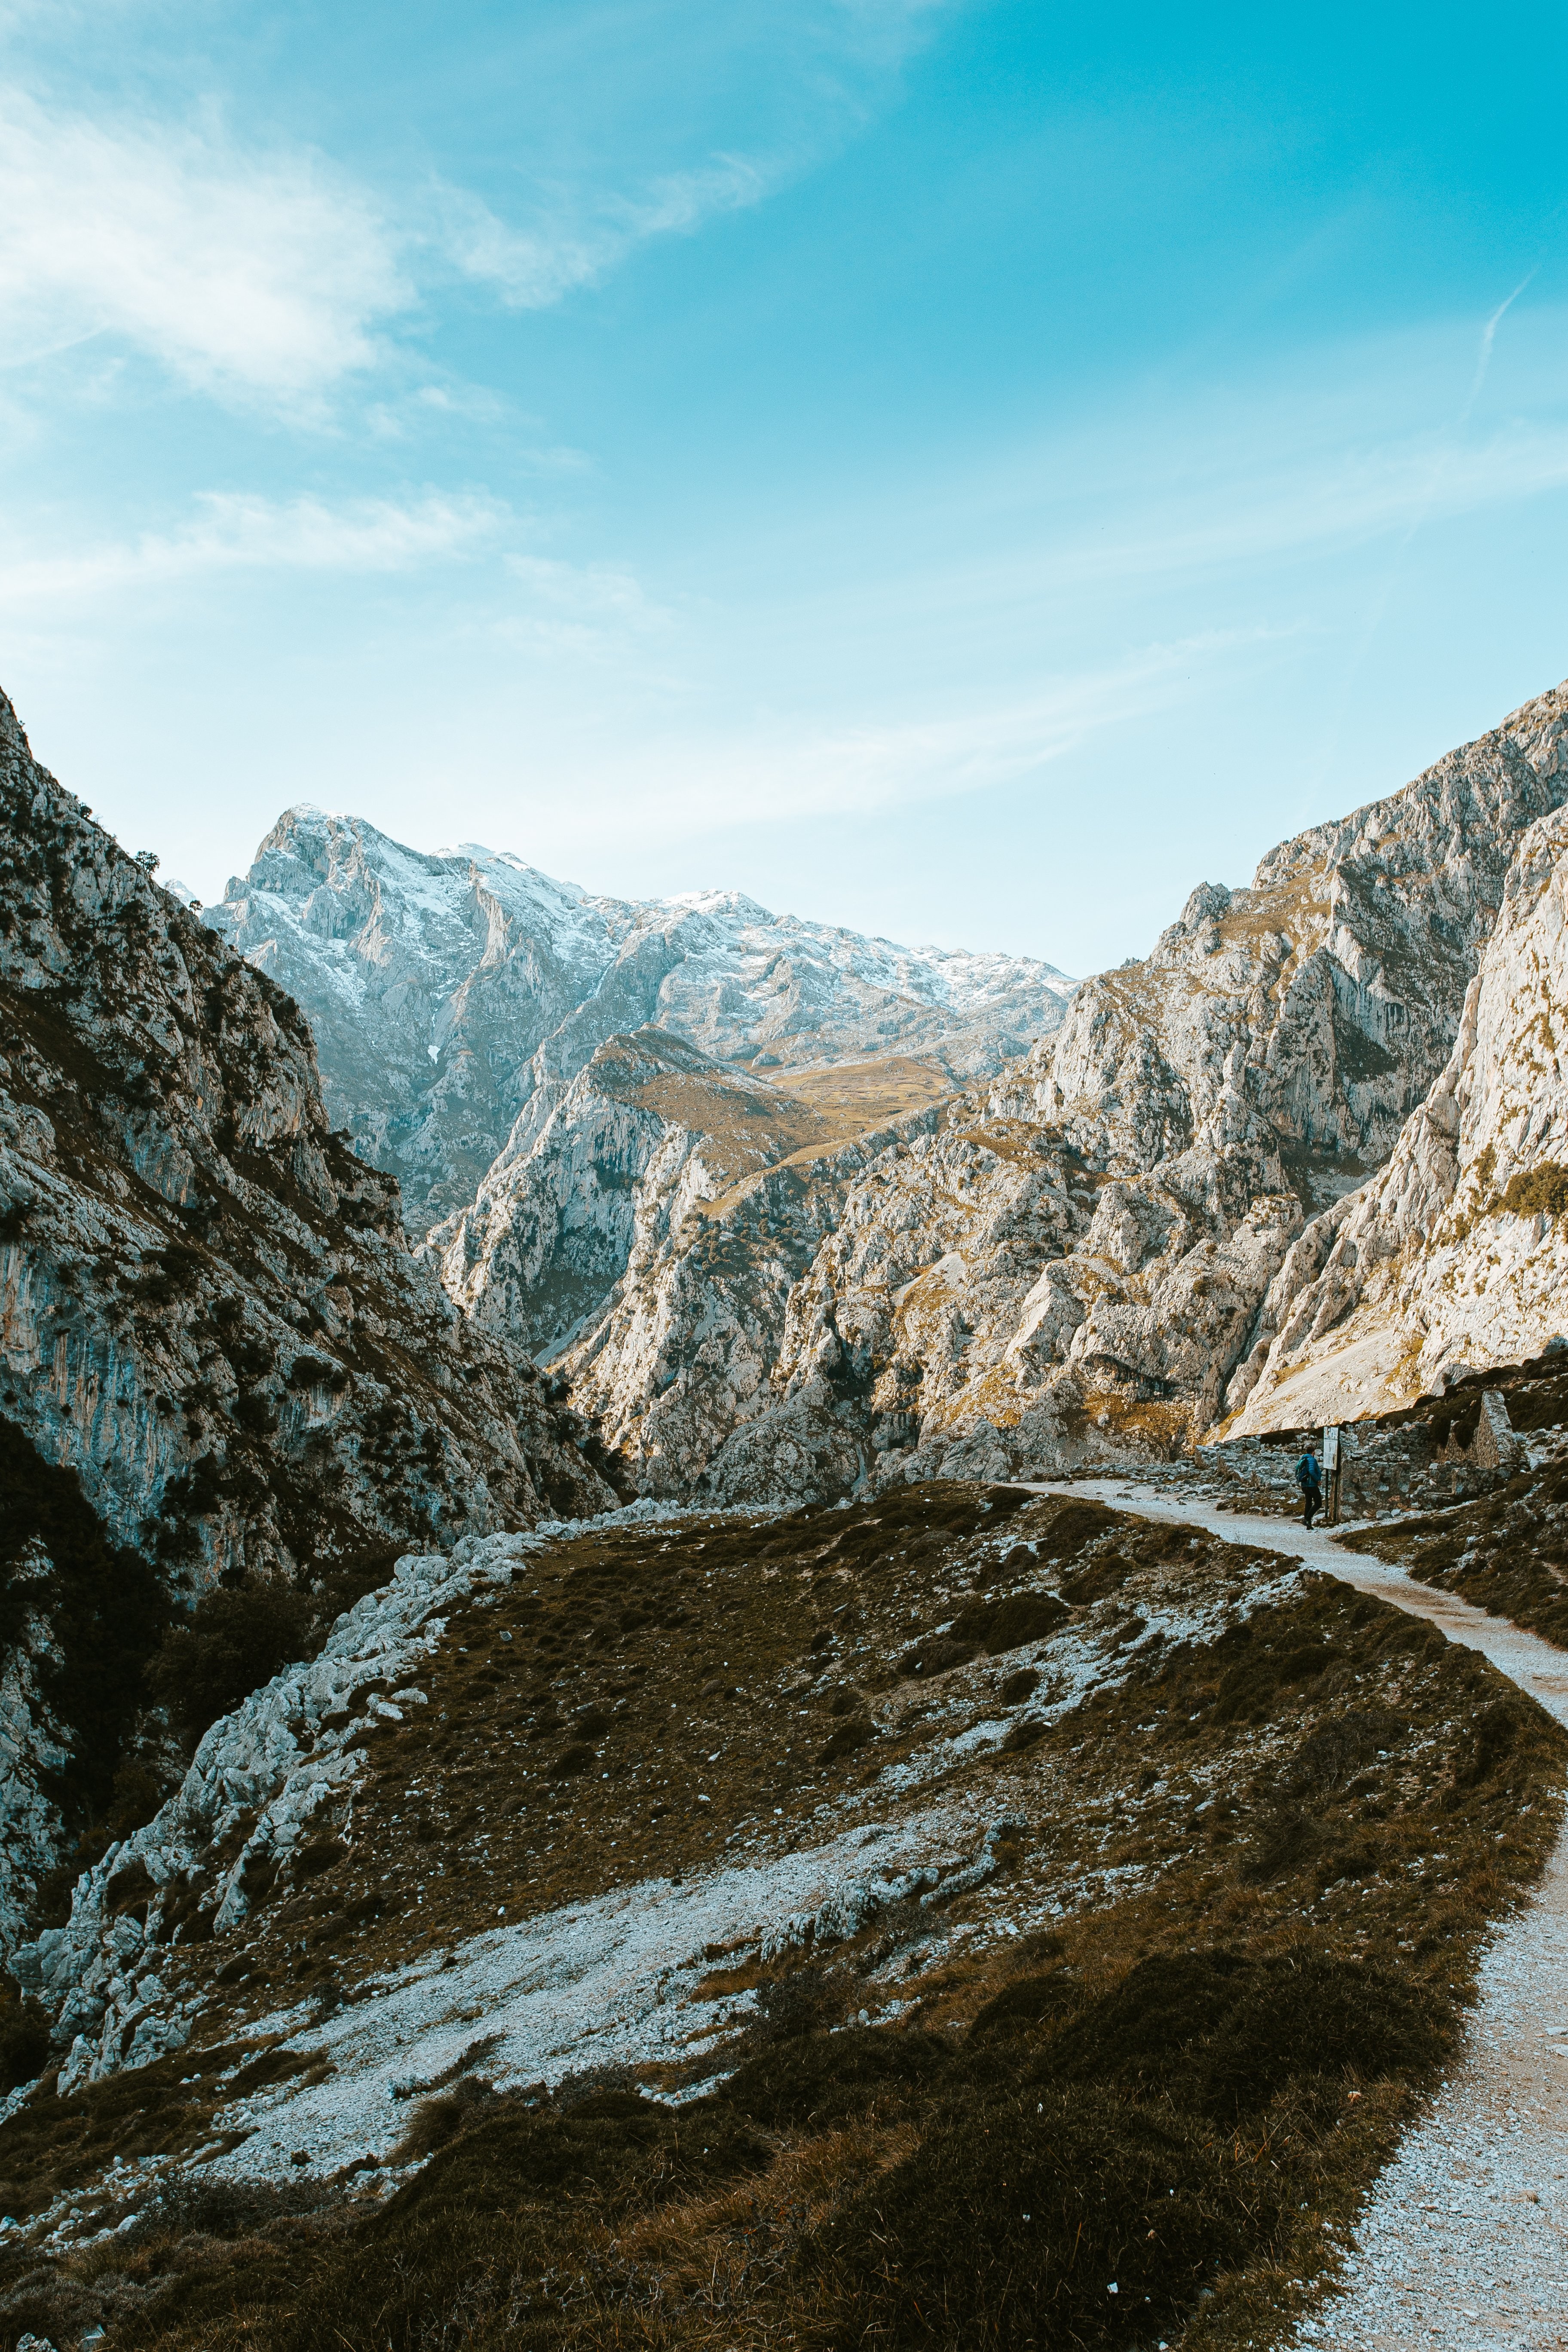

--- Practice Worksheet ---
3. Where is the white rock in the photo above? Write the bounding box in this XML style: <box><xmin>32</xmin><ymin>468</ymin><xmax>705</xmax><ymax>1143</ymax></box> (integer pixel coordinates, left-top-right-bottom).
<box><xmin>1230</xmin><ymin>800</ymin><xmax>1568</xmax><ymax>1427</ymax></box>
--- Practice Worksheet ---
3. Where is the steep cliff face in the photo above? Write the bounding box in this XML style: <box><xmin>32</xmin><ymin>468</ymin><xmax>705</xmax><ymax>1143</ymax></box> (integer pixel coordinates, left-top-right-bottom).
<box><xmin>1227</xmin><ymin>802</ymin><xmax>1568</xmax><ymax>1430</ymax></box>
<box><xmin>211</xmin><ymin>810</ymin><xmax>1075</xmax><ymax>1229</ymax></box>
<box><xmin>0</xmin><ymin>690</ymin><xmax>612</xmax><ymax>1593</ymax></box>
<box><xmin>557</xmin><ymin>1094</ymin><xmax>948</xmax><ymax>1500</ymax></box>
<box><xmin>556</xmin><ymin>681</ymin><xmax>1568</xmax><ymax>1498</ymax></box>
<box><xmin>431</xmin><ymin>1029</ymin><xmax>860</xmax><ymax>1359</ymax></box>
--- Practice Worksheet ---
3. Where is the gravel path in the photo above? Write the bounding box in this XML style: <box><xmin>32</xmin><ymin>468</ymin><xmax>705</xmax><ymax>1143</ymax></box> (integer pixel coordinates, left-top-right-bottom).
<box><xmin>1035</xmin><ymin>1482</ymin><xmax>1568</xmax><ymax>2350</ymax></box>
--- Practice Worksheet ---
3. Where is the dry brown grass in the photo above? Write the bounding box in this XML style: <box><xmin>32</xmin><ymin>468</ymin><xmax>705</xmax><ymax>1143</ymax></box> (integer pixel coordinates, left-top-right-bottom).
<box><xmin>1341</xmin><ymin>1458</ymin><xmax>1568</xmax><ymax>1648</ymax></box>
<box><xmin>2</xmin><ymin>1490</ymin><xmax>1561</xmax><ymax>2352</ymax></box>
<box><xmin>766</xmin><ymin>1054</ymin><xmax>955</xmax><ymax>1136</ymax></box>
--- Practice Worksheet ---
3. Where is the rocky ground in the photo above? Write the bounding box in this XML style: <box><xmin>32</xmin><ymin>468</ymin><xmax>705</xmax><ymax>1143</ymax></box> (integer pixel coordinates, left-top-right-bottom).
<box><xmin>0</xmin><ymin>1483</ymin><xmax>1558</xmax><ymax>2350</ymax></box>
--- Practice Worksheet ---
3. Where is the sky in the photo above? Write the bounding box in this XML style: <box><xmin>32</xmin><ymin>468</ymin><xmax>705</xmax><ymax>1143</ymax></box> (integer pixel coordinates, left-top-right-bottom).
<box><xmin>2</xmin><ymin>0</ymin><xmax>1567</xmax><ymax>980</ymax></box>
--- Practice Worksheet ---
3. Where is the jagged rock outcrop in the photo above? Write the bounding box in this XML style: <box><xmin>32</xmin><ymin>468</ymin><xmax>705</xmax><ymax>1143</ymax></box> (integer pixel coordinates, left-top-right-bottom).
<box><xmin>0</xmin><ymin>688</ymin><xmax>612</xmax><ymax>1591</ymax></box>
<box><xmin>560</xmin><ymin>681</ymin><xmax>1568</xmax><ymax>1498</ymax></box>
<box><xmin>427</xmin><ymin>1024</ymin><xmax>999</xmax><ymax>1371</ymax></box>
<box><xmin>431</xmin><ymin>1028</ymin><xmax>851</xmax><ymax>1357</ymax></box>
<box><xmin>1227</xmin><ymin>802</ymin><xmax>1568</xmax><ymax>1429</ymax></box>
<box><xmin>13</xmin><ymin>1528</ymin><xmax>536</xmax><ymax>2088</ymax></box>
<box><xmin>210</xmin><ymin>808</ymin><xmax>1076</xmax><ymax>1228</ymax></box>
<box><xmin>560</xmin><ymin>1099</ymin><xmax>952</xmax><ymax>1498</ymax></box>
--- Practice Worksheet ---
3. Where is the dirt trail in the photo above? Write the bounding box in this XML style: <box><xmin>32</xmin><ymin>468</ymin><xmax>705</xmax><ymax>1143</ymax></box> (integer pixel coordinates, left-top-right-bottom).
<box><xmin>1036</xmin><ymin>1481</ymin><xmax>1568</xmax><ymax>2350</ymax></box>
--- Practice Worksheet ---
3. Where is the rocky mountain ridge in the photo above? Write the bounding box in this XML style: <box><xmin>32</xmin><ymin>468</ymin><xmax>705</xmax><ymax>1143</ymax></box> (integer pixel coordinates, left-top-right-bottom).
<box><xmin>1228</xmin><ymin>798</ymin><xmax>1568</xmax><ymax>1430</ymax></box>
<box><xmin>0</xmin><ymin>689</ymin><xmax>611</xmax><ymax>1919</ymax></box>
<box><xmin>546</xmin><ymin>680</ymin><xmax>1568</xmax><ymax>1499</ymax></box>
<box><xmin>210</xmin><ymin>808</ymin><xmax>1077</xmax><ymax>1230</ymax></box>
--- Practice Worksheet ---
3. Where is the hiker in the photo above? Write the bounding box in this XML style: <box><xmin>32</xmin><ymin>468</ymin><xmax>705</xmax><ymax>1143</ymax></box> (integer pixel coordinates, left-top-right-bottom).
<box><xmin>1295</xmin><ymin>1443</ymin><xmax>1323</xmax><ymax>1528</ymax></box>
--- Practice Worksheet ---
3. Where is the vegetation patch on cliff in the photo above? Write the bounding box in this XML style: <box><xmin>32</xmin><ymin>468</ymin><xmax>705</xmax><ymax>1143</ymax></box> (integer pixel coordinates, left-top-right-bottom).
<box><xmin>0</xmin><ymin>1416</ymin><xmax>169</xmax><ymax>1907</ymax></box>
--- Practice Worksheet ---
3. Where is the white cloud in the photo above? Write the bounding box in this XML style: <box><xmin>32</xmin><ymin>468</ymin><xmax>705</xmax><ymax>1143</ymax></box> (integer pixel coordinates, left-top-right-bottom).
<box><xmin>536</xmin><ymin>627</ymin><xmax>1283</xmax><ymax>839</ymax></box>
<box><xmin>438</xmin><ymin>156</ymin><xmax>770</xmax><ymax>308</ymax></box>
<box><xmin>503</xmin><ymin>552</ymin><xmax>669</xmax><ymax>626</ymax></box>
<box><xmin>0</xmin><ymin>88</ymin><xmax>408</xmax><ymax>398</ymax></box>
<box><xmin>0</xmin><ymin>491</ymin><xmax>508</xmax><ymax>607</ymax></box>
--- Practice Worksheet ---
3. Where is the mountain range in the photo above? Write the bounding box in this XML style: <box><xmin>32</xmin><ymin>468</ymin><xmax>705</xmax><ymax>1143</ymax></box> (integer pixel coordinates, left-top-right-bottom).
<box><xmin>206</xmin><ymin>678</ymin><xmax>1568</xmax><ymax>1502</ymax></box>
<box><xmin>208</xmin><ymin>809</ymin><xmax>1077</xmax><ymax>1230</ymax></box>
<box><xmin>1</xmin><ymin>674</ymin><xmax>1567</xmax><ymax>2352</ymax></box>
<box><xmin>4</xmin><ymin>670</ymin><xmax>1568</xmax><ymax>1924</ymax></box>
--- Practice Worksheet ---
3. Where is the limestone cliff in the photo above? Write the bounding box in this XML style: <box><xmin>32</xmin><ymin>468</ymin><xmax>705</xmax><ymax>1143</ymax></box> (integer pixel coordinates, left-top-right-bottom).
<box><xmin>0</xmin><ymin>688</ymin><xmax>612</xmax><ymax>1591</ymax></box>
<box><xmin>1227</xmin><ymin>801</ymin><xmax>1568</xmax><ymax>1430</ymax></box>
<box><xmin>558</xmin><ymin>680</ymin><xmax>1568</xmax><ymax>1498</ymax></box>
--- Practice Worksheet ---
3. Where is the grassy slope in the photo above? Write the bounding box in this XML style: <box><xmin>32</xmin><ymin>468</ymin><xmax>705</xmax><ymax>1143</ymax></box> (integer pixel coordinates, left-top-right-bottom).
<box><xmin>1339</xmin><ymin>1460</ymin><xmax>1568</xmax><ymax>1649</ymax></box>
<box><xmin>0</xmin><ymin>1485</ymin><xmax>1560</xmax><ymax>2352</ymax></box>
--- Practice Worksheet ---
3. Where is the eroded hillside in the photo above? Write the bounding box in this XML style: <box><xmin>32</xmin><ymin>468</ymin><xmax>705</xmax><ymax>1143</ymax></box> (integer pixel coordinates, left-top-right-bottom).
<box><xmin>554</xmin><ymin>680</ymin><xmax>1568</xmax><ymax>1504</ymax></box>
<box><xmin>0</xmin><ymin>1485</ymin><xmax>1559</xmax><ymax>2352</ymax></box>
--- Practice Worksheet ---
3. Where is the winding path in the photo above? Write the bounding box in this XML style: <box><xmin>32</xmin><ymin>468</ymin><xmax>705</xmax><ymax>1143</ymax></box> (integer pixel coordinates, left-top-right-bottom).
<box><xmin>1036</xmin><ymin>1481</ymin><xmax>1568</xmax><ymax>2352</ymax></box>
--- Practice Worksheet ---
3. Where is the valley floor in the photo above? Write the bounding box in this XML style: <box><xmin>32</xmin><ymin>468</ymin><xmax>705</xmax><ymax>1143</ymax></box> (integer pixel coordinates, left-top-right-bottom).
<box><xmin>1045</xmin><ymin>1482</ymin><xmax>1568</xmax><ymax>2350</ymax></box>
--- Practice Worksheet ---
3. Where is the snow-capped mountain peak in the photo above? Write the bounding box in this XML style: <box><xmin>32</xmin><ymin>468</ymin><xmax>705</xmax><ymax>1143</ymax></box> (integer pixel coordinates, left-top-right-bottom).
<box><xmin>210</xmin><ymin>809</ymin><xmax>1075</xmax><ymax>1227</ymax></box>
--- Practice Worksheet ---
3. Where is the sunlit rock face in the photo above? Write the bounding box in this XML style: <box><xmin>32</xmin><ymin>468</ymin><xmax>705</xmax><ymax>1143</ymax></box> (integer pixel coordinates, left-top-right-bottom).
<box><xmin>209</xmin><ymin>809</ymin><xmax>1077</xmax><ymax>1231</ymax></box>
<box><xmin>0</xmin><ymin>689</ymin><xmax>611</xmax><ymax>1590</ymax></box>
<box><xmin>1228</xmin><ymin>797</ymin><xmax>1568</xmax><ymax>1431</ymax></box>
<box><xmin>553</xmin><ymin>682</ymin><xmax>1568</xmax><ymax>1499</ymax></box>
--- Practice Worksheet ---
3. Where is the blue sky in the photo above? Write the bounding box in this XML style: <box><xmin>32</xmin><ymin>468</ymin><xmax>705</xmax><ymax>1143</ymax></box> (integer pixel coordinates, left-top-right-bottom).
<box><xmin>3</xmin><ymin>0</ymin><xmax>1566</xmax><ymax>977</ymax></box>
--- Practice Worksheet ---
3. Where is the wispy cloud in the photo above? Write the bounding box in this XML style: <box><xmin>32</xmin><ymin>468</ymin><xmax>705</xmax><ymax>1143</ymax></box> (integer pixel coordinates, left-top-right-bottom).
<box><xmin>811</xmin><ymin>336</ymin><xmax>1568</xmax><ymax>642</ymax></box>
<box><xmin>0</xmin><ymin>80</ymin><xmax>778</xmax><ymax>405</ymax></box>
<box><xmin>554</xmin><ymin>627</ymin><xmax>1285</xmax><ymax>837</ymax></box>
<box><xmin>502</xmin><ymin>552</ymin><xmax>672</xmax><ymax>633</ymax></box>
<box><xmin>0</xmin><ymin>89</ymin><xmax>409</xmax><ymax>400</ymax></box>
<box><xmin>436</xmin><ymin>156</ymin><xmax>771</xmax><ymax>309</ymax></box>
<box><xmin>0</xmin><ymin>1</ymin><xmax>953</xmax><ymax>409</ymax></box>
<box><xmin>0</xmin><ymin>491</ymin><xmax>508</xmax><ymax>607</ymax></box>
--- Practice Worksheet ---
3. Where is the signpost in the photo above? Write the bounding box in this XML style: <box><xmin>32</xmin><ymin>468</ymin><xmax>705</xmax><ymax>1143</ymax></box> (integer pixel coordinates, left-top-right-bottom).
<box><xmin>1323</xmin><ymin>1425</ymin><xmax>1341</xmax><ymax>1525</ymax></box>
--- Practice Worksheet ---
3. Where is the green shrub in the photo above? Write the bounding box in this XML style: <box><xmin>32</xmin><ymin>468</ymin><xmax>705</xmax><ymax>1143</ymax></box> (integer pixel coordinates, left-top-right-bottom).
<box><xmin>0</xmin><ymin>1990</ymin><xmax>50</xmax><ymax>2092</ymax></box>
<box><xmin>952</xmin><ymin>1591</ymin><xmax>1070</xmax><ymax>1653</ymax></box>
<box><xmin>1497</xmin><ymin>1161</ymin><xmax>1568</xmax><ymax>1219</ymax></box>
<box><xmin>0</xmin><ymin>1415</ymin><xmax>167</xmax><ymax>1833</ymax></box>
<box><xmin>144</xmin><ymin>1579</ymin><xmax>314</xmax><ymax>1745</ymax></box>
<box><xmin>144</xmin><ymin>1542</ymin><xmax>407</xmax><ymax>1752</ymax></box>
<box><xmin>822</xmin><ymin>2082</ymin><xmax>1271</xmax><ymax>2351</ymax></box>
<box><xmin>723</xmin><ymin>2024</ymin><xmax>951</xmax><ymax>2129</ymax></box>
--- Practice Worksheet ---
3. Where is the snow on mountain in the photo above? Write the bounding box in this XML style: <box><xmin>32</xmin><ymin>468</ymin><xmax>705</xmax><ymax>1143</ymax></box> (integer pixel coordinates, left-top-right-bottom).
<box><xmin>209</xmin><ymin>812</ymin><xmax>1076</xmax><ymax>1230</ymax></box>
